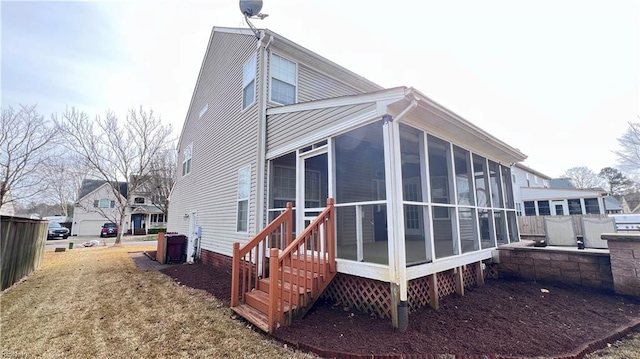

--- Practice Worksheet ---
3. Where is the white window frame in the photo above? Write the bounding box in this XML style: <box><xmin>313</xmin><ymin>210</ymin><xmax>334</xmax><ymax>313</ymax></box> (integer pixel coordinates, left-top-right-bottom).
<box><xmin>198</xmin><ymin>103</ymin><xmax>208</xmax><ymax>119</ymax></box>
<box><xmin>242</xmin><ymin>54</ymin><xmax>257</xmax><ymax>110</ymax></box>
<box><xmin>96</xmin><ymin>199</ymin><xmax>114</xmax><ymax>208</ymax></box>
<box><xmin>269</xmin><ymin>52</ymin><xmax>298</xmax><ymax>105</ymax></box>
<box><xmin>182</xmin><ymin>143</ymin><xmax>193</xmax><ymax>177</ymax></box>
<box><xmin>236</xmin><ymin>165</ymin><xmax>251</xmax><ymax>233</ymax></box>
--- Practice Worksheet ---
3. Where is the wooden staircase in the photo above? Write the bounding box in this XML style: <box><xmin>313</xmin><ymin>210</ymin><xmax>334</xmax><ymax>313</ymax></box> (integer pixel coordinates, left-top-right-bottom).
<box><xmin>231</xmin><ymin>199</ymin><xmax>336</xmax><ymax>333</ymax></box>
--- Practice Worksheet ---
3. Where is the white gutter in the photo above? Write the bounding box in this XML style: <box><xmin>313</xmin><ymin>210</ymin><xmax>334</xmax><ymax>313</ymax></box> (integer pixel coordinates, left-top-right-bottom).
<box><xmin>256</xmin><ymin>32</ymin><xmax>274</xmax><ymax>232</ymax></box>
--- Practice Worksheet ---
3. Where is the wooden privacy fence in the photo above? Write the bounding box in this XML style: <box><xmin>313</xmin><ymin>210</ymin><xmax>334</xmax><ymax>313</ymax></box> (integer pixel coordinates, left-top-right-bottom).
<box><xmin>1</xmin><ymin>216</ymin><xmax>48</xmax><ymax>290</ymax></box>
<box><xmin>518</xmin><ymin>214</ymin><xmax>607</xmax><ymax>237</ymax></box>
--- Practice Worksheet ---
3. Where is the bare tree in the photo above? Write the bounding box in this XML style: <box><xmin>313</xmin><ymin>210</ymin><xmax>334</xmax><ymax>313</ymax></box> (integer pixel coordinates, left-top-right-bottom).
<box><xmin>40</xmin><ymin>153</ymin><xmax>91</xmax><ymax>216</ymax></box>
<box><xmin>1</xmin><ymin>105</ymin><xmax>59</xmax><ymax>208</ymax></box>
<box><xmin>561</xmin><ymin>166</ymin><xmax>603</xmax><ymax>189</ymax></box>
<box><xmin>146</xmin><ymin>148</ymin><xmax>176</xmax><ymax>220</ymax></box>
<box><xmin>616</xmin><ymin>120</ymin><xmax>640</xmax><ymax>174</ymax></box>
<box><xmin>56</xmin><ymin>107</ymin><xmax>172</xmax><ymax>245</ymax></box>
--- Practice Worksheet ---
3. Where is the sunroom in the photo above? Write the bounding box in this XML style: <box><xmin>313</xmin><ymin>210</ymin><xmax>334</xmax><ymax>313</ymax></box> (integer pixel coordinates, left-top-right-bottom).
<box><xmin>261</xmin><ymin>87</ymin><xmax>526</xmax><ymax>326</ymax></box>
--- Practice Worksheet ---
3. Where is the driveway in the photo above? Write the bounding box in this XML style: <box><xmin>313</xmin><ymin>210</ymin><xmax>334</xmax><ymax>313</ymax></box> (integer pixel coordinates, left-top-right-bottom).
<box><xmin>45</xmin><ymin>235</ymin><xmax>157</xmax><ymax>249</ymax></box>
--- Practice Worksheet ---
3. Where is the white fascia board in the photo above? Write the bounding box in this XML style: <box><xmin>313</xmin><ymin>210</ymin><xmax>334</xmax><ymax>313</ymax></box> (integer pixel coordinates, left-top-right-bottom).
<box><xmin>266</xmin><ymin>88</ymin><xmax>406</xmax><ymax>115</ymax></box>
<box><xmin>336</xmin><ymin>259</ymin><xmax>391</xmax><ymax>282</ymax></box>
<box><xmin>406</xmin><ymin>249</ymin><xmax>494</xmax><ymax>280</ymax></box>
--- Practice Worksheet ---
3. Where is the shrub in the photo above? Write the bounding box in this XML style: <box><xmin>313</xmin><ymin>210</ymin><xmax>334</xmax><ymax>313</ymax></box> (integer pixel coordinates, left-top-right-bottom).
<box><xmin>147</xmin><ymin>228</ymin><xmax>167</xmax><ymax>235</ymax></box>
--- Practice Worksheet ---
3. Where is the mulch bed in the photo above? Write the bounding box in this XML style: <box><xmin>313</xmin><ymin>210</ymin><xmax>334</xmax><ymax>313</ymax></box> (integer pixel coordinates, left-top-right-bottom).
<box><xmin>159</xmin><ymin>263</ymin><xmax>640</xmax><ymax>357</ymax></box>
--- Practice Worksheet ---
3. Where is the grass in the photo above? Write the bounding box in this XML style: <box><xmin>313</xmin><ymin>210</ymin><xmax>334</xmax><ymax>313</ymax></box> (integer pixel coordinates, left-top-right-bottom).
<box><xmin>1</xmin><ymin>246</ymin><xmax>638</xmax><ymax>359</ymax></box>
<box><xmin>586</xmin><ymin>330</ymin><xmax>640</xmax><ymax>359</ymax></box>
<box><xmin>0</xmin><ymin>245</ymin><xmax>315</xmax><ymax>358</ymax></box>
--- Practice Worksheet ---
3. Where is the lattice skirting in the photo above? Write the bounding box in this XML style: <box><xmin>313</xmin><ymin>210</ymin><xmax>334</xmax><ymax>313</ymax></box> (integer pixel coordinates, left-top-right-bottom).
<box><xmin>323</xmin><ymin>274</ymin><xmax>392</xmax><ymax>318</ymax></box>
<box><xmin>326</xmin><ymin>262</ymin><xmax>489</xmax><ymax>317</ymax></box>
<box><xmin>484</xmin><ymin>262</ymin><xmax>499</xmax><ymax>279</ymax></box>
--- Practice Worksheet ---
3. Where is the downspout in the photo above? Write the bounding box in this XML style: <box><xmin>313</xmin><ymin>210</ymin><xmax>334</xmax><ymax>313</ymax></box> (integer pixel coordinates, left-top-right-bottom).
<box><xmin>256</xmin><ymin>32</ymin><xmax>274</xmax><ymax>234</ymax></box>
<box><xmin>383</xmin><ymin>98</ymin><xmax>417</xmax><ymax>332</ymax></box>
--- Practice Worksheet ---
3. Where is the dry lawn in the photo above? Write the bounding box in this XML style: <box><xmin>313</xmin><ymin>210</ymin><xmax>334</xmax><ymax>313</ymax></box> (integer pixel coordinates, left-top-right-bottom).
<box><xmin>1</xmin><ymin>245</ymin><xmax>638</xmax><ymax>359</ymax></box>
<box><xmin>0</xmin><ymin>245</ymin><xmax>315</xmax><ymax>359</ymax></box>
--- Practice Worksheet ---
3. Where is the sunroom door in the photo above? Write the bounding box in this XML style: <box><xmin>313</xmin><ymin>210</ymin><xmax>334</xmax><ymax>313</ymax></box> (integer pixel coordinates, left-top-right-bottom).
<box><xmin>297</xmin><ymin>151</ymin><xmax>329</xmax><ymax>230</ymax></box>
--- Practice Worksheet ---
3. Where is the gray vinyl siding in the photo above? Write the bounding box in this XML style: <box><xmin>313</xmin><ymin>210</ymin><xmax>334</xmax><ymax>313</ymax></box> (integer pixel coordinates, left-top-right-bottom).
<box><xmin>297</xmin><ymin>64</ymin><xmax>362</xmax><ymax>102</ymax></box>
<box><xmin>266</xmin><ymin>102</ymin><xmax>377</xmax><ymax>153</ymax></box>
<box><xmin>168</xmin><ymin>31</ymin><xmax>260</xmax><ymax>258</ymax></box>
<box><xmin>266</xmin><ymin>52</ymin><xmax>367</xmax><ymax>109</ymax></box>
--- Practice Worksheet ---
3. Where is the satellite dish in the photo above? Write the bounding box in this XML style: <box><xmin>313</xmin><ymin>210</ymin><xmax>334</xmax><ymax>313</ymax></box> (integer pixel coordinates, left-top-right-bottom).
<box><xmin>239</xmin><ymin>0</ymin><xmax>263</xmax><ymax>17</ymax></box>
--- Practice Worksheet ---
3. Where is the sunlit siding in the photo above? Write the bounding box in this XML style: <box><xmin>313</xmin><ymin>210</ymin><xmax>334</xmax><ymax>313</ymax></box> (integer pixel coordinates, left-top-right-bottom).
<box><xmin>266</xmin><ymin>53</ymin><xmax>369</xmax><ymax>109</ymax></box>
<box><xmin>168</xmin><ymin>31</ymin><xmax>260</xmax><ymax>257</ymax></box>
<box><xmin>297</xmin><ymin>64</ymin><xmax>362</xmax><ymax>102</ymax></box>
<box><xmin>266</xmin><ymin>103</ymin><xmax>377</xmax><ymax>153</ymax></box>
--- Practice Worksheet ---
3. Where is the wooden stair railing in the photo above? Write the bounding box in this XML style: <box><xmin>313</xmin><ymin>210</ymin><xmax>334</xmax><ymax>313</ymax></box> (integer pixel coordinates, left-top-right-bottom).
<box><xmin>231</xmin><ymin>202</ymin><xmax>293</xmax><ymax>309</ymax></box>
<box><xmin>231</xmin><ymin>199</ymin><xmax>336</xmax><ymax>333</ymax></box>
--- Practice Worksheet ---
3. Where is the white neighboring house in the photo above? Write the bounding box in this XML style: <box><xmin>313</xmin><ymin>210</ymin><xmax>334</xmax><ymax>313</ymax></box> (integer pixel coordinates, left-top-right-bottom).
<box><xmin>511</xmin><ymin>163</ymin><xmax>608</xmax><ymax>216</ymax></box>
<box><xmin>71</xmin><ymin>179</ymin><xmax>167</xmax><ymax>236</ymax></box>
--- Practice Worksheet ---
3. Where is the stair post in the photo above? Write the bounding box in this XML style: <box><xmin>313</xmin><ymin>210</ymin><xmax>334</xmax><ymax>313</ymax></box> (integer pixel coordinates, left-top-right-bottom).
<box><xmin>326</xmin><ymin>198</ymin><xmax>336</xmax><ymax>273</ymax></box>
<box><xmin>231</xmin><ymin>242</ymin><xmax>240</xmax><ymax>307</ymax></box>
<box><xmin>268</xmin><ymin>247</ymin><xmax>279</xmax><ymax>333</ymax></box>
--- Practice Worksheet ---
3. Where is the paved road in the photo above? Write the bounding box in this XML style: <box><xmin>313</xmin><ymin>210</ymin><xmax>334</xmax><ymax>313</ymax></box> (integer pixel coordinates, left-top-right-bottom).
<box><xmin>45</xmin><ymin>235</ymin><xmax>157</xmax><ymax>249</ymax></box>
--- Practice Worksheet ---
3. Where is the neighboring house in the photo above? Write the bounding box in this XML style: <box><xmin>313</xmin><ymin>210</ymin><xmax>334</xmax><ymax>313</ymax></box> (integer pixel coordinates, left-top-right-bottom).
<box><xmin>168</xmin><ymin>27</ymin><xmax>527</xmax><ymax>329</ymax></box>
<box><xmin>0</xmin><ymin>200</ymin><xmax>16</xmax><ymax>217</ymax></box>
<box><xmin>72</xmin><ymin>179</ymin><xmax>167</xmax><ymax>236</ymax></box>
<box><xmin>512</xmin><ymin>164</ymin><xmax>608</xmax><ymax>216</ymax></box>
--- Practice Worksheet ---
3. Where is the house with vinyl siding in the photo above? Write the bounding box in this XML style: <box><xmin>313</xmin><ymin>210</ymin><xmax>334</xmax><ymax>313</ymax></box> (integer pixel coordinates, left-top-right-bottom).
<box><xmin>168</xmin><ymin>27</ymin><xmax>527</xmax><ymax>331</ymax></box>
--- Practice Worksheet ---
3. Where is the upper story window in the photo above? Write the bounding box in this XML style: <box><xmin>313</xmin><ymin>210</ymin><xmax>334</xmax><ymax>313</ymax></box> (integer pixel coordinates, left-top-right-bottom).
<box><xmin>94</xmin><ymin>199</ymin><xmax>115</xmax><ymax>208</ymax></box>
<box><xmin>134</xmin><ymin>197</ymin><xmax>145</xmax><ymax>204</ymax></box>
<box><xmin>270</xmin><ymin>54</ymin><xmax>297</xmax><ymax>105</ymax></box>
<box><xmin>243</xmin><ymin>54</ymin><xmax>257</xmax><ymax>109</ymax></box>
<box><xmin>182</xmin><ymin>143</ymin><xmax>193</xmax><ymax>176</ymax></box>
<box><xmin>198</xmin><ymin>103</ymin><xmax>208</xmax><ymax>119</ymax></box>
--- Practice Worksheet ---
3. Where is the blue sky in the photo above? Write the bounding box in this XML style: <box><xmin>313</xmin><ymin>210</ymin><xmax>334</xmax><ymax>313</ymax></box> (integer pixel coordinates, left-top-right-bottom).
<box><xmin>2</xmin><ymin>1</ymin><xmax>638</xmax><ymax>177</ymax></box>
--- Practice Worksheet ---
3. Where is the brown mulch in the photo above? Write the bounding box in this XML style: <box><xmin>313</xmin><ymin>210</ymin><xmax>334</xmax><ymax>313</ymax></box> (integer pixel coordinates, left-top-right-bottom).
<box><xmin>159</xmin><ymin>263</ymin><xmax>640</xmax><ymax>357</ymax></box>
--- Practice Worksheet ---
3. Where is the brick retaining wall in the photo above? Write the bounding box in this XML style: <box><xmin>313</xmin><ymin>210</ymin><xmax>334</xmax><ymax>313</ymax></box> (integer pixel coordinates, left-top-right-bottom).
<box><xmin>498</xmin><ymin>246</ymin><xmax>613</xmax><ymax>291</ymax></box>
<box><xmin>603</xmin><ymin>233</ymin><xmax>640</xmax><ymax>296</ymax></box>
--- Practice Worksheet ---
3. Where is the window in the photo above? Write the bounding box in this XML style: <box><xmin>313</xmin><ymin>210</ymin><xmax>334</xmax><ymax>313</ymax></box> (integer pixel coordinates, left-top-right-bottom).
<box><xmin>270</xmin><ymin>54</ymin><xmax>296</xmax><ymax>105</ymax></box>
<box><xmin>242</xmin><ymin>54</ymin><xmax>256</xmax><ymax>109</ymax></box>
<box><xmin>236</xmin><ymin>165</ymin><xmax>251</xmax><ymax>232</ymax></box>
<box><xmin>568</xmin><ymin>199</ymin><xmax>582</xmax><ymax>215</ymax></box>
<box><xmin>94</xmin><ymin>199</ymin><xmax>115</xmax><ymax>208</ymax></box>
<box><xmin>150</xmin><ymin>214</ymin><xmax>165</xmax><ymax>223</ymax></box>
<box><xmin>182</xmin><ymin>144</ymin><xmax>193</xmax><ymax>176</ymax></box>
<box><xmin>524</xmin><ymin>201</ymin><xmax>536</xmax><ymax>216</ymax></box>
<box><xmin>584</xmin><ymin>198</ymin><xmax>601</xmax><ymax>214</ymax></box>
<box><xmin>198</xmin><ymin>103</ymin><xmax>208</xmax><ymax>118</ymax></box>
<box><xmin>537</xmin><ymin>200</ymin><xmax>551</xmax><ymax>215</ymax></box>
<box><xmin>515</xmin><ymin>202</ymin><xmax>522</xmax><ymax>216</ymax></box>
<box><xmin>134</xmin><ymin>197</ymin><xmax>145</xmax><ymax>204</ymax></box>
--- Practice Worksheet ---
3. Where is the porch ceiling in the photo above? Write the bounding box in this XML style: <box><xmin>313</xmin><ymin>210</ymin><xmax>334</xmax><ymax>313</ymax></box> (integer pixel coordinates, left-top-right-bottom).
<box><xmin>387</xmin><ymin>94</ymin><xmax>527</xmax><ymax>165</ymax></box>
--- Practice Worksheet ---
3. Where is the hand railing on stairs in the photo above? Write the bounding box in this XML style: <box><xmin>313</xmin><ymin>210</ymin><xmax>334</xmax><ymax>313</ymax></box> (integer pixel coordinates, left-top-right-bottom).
<box><xmin>231</xmin><ymin>202</ymin><xmax>293</xmax><ymax>308</ymax></box>
<box><xmin>268</xmin><ymin>198</ymin><xmax>335</xmax><ymax>332</ymax></box>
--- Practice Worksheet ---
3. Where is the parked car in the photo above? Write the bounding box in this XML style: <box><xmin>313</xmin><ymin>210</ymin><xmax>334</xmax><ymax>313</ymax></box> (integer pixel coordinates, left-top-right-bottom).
<box><xmin>100</xmin><ymin>223</ymin><xmax>118</xmax><ymax>237</ymax></box>
<box><xmin>48</xmin><ymin>221</ymin><xmax>70</xmax><ymax>240</ymax></box>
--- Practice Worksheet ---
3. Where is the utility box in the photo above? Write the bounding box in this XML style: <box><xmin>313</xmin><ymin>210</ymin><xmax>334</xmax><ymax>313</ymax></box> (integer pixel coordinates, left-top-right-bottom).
<box><xmin>165</xmin><ymin>234</ymin><xmax>187</xmax><ymax>264</ymax></box>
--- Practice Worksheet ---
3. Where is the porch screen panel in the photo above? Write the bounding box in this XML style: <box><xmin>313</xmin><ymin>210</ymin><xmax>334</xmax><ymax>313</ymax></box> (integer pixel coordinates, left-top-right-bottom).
<box><xmin>453</xmin><ymin>146</ymin><xmax>474</xmax><ymax>206</ymax></box>
<box><xmin>507</xmin><ymin>211</ymin><xmax>519</xmax><ymax>243</ymax></box>
<box><xmin>459</xmin><ymin>207</ymin><xmax>479</xmax><ymax>253</ymax></box>
<box><xmin>479</xmin><ymin>209</ymin><xmax>496</xmax><ymax>249</ymax></box>
<box><xmin>500</xmin><ymin>165</ymin><xmax>515</xmax><ymax>209</ymax></box>
<box><xmin>489</xmin><ymin>161</ymin><xmax>504</xmax><ymax>209</ymax></box>
<box><xmin>494</xmin><ymin>210</ymin><xmax>508</xmax><ymax>245</ymax></box>
<box><xmin>472</xmin><ymin>155</ymin><xmax>491</xmax><ymax>208</ymax></box>
<box><xmin>335</xmin><ymin>123</ymin><xmax>388</xmax><ymax>264</ymax></box>
<box><xmin>427</xmin><ymin>135</ymin><xmax>458</xmax><ymax>259</ymax></box>
<box><xmin>400</xmin><ymin>124</ymin><xmax>430</xmax><ymax>264</ymax></box>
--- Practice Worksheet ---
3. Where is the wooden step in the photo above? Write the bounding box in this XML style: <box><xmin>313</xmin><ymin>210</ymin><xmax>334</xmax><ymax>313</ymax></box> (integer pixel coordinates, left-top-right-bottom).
<box><xmin>244</xmin><ymin>289</ymin><xmax>294</xmax><ymax>315</ymax></box>
<box><xmin>258</xmin><ymin>278</ymin><xmax>312</xmax><ymax>307</ymax></box>
<box><xmin>279</xmin><ymin>266</ymin><xmax>323</xmax><ymax>288</ymax></box>
<box><xmin>231</xmin><ymin>304</ymin><xmax>269</xmax><ymax>332</ymax></box>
